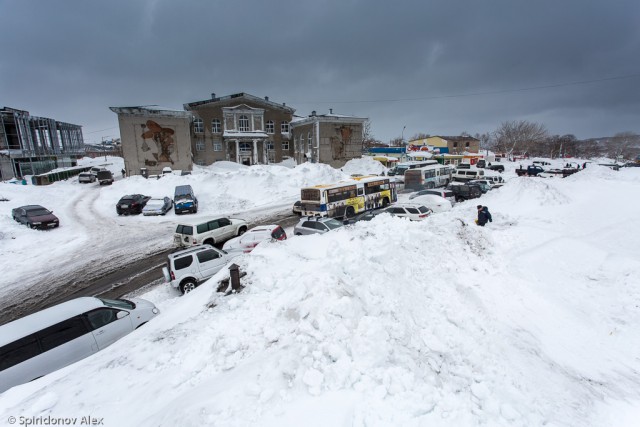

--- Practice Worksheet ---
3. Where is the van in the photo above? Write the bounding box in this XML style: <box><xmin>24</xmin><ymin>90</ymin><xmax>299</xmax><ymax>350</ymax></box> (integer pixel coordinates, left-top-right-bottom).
<box><xmin>162</xmin><ymin>246</ymin><xmax>241</xmax><ymax>294</ymax></box>
<box><xmin>0</xmin><ymin>297</ymin><xmax>159</xmax><ymax>393</ymax></box>
<box><xmin>96</xmin><ymin>170</ymin><xmax>114</xmax><ymax>185</ymax></box>
<box><xmin>174</xmin><ymin>185</ymin><xmax>198</xmax><ymax>214</ymax></box>
<box><xmin>452</xmin><ymin>168</ymin><xmax>485</xmax><ymax>182</ymax></box>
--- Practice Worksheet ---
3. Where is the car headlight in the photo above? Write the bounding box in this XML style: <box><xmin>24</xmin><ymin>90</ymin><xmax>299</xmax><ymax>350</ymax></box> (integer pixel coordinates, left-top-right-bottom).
<box><xmin>152</xmin><ymin>308</ymin><xmax>159</xmax><ymax>314</ymax></box>
<box><xmin>32</xmin><ymin>222</ymin><xmax>42</xmax><ymax>225</ymax></box>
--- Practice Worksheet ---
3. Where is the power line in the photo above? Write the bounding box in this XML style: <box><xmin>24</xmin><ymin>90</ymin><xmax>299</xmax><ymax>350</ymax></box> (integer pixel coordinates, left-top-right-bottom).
<box><xmin>84</xmin><ymin>126</ymin><xmax>119</xmax><ymax>134</ymax></box>
<box><xmin>293</xmin><ymin>72</ymin><xmax>640</xmax><ymax>105</ymax></box>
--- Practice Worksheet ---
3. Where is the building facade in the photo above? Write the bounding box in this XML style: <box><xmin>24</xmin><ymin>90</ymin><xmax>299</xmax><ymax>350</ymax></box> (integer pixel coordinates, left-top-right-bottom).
<box><xmin>290</xmin><ymin>110</ymin><xmax>367</xmax><ymax>168</ymax></box>
<box><xmin>109</xmin><ymin>106</ymin><xmax>193</xmax><ymax>176</ymax></box>
<box><xmin>184</xmin><ymin>93</ymin><xmax>295</xmax><ymax>166</ymax></box>
<box><xmin>409</xmin><ymin>135</ymin><xmax>480</xmax><ymax>154</ymax></box>
<box><xmin>0</xmin><ymin>107</ymin><xmax>85</xmax><ymax>180</ymax></box>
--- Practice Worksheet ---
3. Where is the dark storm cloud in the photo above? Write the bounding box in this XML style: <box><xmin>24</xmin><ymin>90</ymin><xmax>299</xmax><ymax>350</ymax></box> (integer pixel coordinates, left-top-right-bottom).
<box><xmin>1</xmin><ymin>0</ymin><xmax>639</xmax><ymax>143</ymax></box>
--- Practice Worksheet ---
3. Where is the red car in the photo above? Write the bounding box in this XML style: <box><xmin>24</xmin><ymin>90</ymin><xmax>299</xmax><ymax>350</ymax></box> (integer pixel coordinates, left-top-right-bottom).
<box><xmin>12</xmin><ymin>205</ymin><xmax>60</xmax><ymax>229</ymax></box>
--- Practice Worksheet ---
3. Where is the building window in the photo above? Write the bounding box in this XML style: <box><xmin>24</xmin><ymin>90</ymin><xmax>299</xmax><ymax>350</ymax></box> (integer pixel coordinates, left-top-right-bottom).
<box><xmin>213</xmin><ymin>141</ymin><xmax>222</xmax><ymax>151</ymax></box>
<box><xmin>453</xmin><ymin>142</ymin><xmax>458</xmax><ymax>148</ymax></box>
<box><xmin>267</xmin><ymin>141</ymin><xmax>275</xmax><ymax>151</ymax></box>
<box><xmin>465</xmin><ymin>142</ymin><xmax>470</xmax><ymax>147</ymax></box>
<box><xmin>238</xmin><ymin>115</ymin><xmax>250</xmax><ymax>132</ymax></box>
<box><xmin>282</xmin><ymin>140</ymin><xmax>289</xmax><ymax>151</ymax></box>
<box><xmin>239</xmin><ymin>142</ymin><xmax>251</xmax><ymax>153</ymax></box>
<box><xmin>281</xmin><ymin>121</ymin><xmax>290</xmax><ymax>133</ymax></box>
<box><xmin>196</xmin><ymin>160</ymin><xmax>206</xmax><ymax>166</ymax></box>
<box><xmin>196</xmin><ymin>141</ymin><xmax>205</xmax><ymax>151</ymax></box>
<box><xmin>211</xmin><ymin>119</ymin><xmax>221</xmax><ymax>133</ymax></box>
<box><xmin>308</xmin><ymin>132</ymin><xmax>312</xmax><ymax>151</ymax></box>
<box><xmin>266</xmin><ymin>120</ymin><xmax>274</xmax><ymax>134</ymax></box>
<box><xmin>194</xmin><ymin>118</ymin><xmax>204</xmax><ymax>133</ymax></box>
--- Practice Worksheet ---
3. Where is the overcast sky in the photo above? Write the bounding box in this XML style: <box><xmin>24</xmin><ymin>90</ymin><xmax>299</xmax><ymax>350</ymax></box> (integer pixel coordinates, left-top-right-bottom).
<box><xmin>1</xmin><ymin>0</ymin><xmax>639</xmax><ymax>145</ymax></box>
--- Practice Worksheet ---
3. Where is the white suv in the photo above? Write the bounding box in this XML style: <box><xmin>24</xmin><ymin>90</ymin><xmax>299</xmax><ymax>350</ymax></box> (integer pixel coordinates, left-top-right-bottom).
<box><xmin>162</xmin><ymin>246</ymin><xmax>241</xmax><ymax>294</ymax></box>
<box><xmin>383</xmin><ymin>203</ymin><xmax>433</xmax><ymax>221</ymax></box>
<box><xmin>174</xmin><ymin>216</ymin><xmax>248</xmax><ymax>248</ymax></box>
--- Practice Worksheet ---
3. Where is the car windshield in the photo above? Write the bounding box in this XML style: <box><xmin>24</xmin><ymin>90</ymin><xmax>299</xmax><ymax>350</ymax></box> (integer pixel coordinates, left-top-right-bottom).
<box><xmin>418</xmin><ymin>206</ymin><xmax>430</xmax><ymax>213</ymax></box>
<box><xmin>27</xmin><ymin>208</ymin><xmax>50</xmax><ymax>216</ymax></box>
<box><xmin>175</xmin><ymin>195</ymin><xmax>192</xmax><ymax>201</ymax></box>
<box><xmin>146</xmin><ymin>199</ymin><xmax>164</xmax><ymax>207</ymax></box>
<box><xmin>323</xmin><ymin>218</ymin><xmax>343</xmax><ymax>230</ymax></box>
<box><xmin>99</xmin><ymin>298</ymin><xmax>135</xmax><ymax>310</ymax></box>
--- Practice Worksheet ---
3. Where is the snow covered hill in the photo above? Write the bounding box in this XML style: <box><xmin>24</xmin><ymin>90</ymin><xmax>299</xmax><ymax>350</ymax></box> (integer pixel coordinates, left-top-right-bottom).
<box><xmin>1</xmin><ymin>161</ymin><xmax>639</xmax><ymax>426</ymax></box>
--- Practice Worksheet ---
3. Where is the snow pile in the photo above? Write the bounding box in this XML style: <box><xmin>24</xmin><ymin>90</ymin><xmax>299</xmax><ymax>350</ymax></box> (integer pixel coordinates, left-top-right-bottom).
<box><xmin>340</xmin><ymin>157</ymin><xmax>387</xmax><ymax>176</ymax></box>
<box><xmin>1</xmin><ymin>165</ymin><xmax>640</xmax><ymax>426</ymax></box>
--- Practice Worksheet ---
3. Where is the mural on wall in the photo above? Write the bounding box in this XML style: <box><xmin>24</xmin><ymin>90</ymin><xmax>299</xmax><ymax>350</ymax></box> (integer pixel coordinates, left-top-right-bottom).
<box><xmin>331</xmin><ymin>125</ymin><xmax>353</xmax><ymax>159</ymax></box>
<box><xmin>140</xmin><ymin>120</ymin><xmax>175</xmax><ymax>165</ymax></box>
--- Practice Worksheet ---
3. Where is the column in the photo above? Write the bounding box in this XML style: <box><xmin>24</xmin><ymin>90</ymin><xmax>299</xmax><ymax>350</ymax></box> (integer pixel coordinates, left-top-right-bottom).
<box><xmin>253</xmin><ymin>139</ymin><xmax>258</xmax><ymax>165</ymax></box>
<box><xmin>235</xmin><ymin>140</ymin><xmax>240</xmax><ymax>163</ymax></box>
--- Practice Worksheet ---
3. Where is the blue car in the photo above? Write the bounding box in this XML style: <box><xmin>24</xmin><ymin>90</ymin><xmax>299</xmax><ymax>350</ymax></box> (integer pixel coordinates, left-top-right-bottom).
<box><xmin>174</xmin><ymin>185</ymin><xmax>198</xmax><ymax>214</ymax></box>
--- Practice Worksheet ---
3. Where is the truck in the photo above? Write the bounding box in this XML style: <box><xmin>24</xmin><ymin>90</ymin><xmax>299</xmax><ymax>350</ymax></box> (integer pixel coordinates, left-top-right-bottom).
<box><xmin>96</xmin><ymin>170</ymin><xmax>114</xmax><ymax>185</ymax></box>
<box><xmin>515</xmin><ymin>165</ymin><xmax>545</xmax><ymax>177</ymax></box>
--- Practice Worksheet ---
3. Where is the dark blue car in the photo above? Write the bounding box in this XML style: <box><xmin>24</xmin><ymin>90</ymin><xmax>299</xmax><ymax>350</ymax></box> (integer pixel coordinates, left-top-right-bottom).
<box><xmin>174</xmin><ymin>185</ymin><xmax>198</xmax><ymax>214</ymax></box>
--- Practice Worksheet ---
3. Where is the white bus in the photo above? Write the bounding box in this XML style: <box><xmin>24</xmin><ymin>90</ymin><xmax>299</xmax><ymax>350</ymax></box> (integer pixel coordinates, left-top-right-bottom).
<box><xmin>403</xmin><ymin>164</ymin><xmax>454</xmax><ymax>190</ymax></box>
<box><xmin>387</xmin><ymin>160</ymin><xmax>438</xmax><ymax>177</ymax></box>
<box><xmin>300</xmin><ymin>176</ymin><xmax>397</xmax><ymax>218</ymax></box>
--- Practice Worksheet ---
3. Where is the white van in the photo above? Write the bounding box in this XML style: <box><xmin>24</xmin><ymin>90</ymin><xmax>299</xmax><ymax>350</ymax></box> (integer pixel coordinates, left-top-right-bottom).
<box><xmin>0</xmin><ymin>297</ymin><xmax>159</xmax><ymax>393</ymax></box>
<box><xmin>452</xmin><ymin>168</ymin><xmax>485</xmax><ymax>182</ymax></box>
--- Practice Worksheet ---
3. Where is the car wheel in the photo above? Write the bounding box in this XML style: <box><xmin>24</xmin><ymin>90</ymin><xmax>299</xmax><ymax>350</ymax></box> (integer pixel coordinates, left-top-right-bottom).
<box><xmin>180</xmin><ymin>280</ymin><xmax>197</xmax><ymax>294</ymax></box>
<box><xmin>346</xmin><ymin>207</ymin><xmax>355</xmax><ymax>218</ymax></box>
<box><xmin>238</xmin><ymin>226</ymin><xmax>247</xmax><ymax>236</ymax></box>
<box><xmin>204</xmin><ymin>238</ymin><xmax>215</xmax><ymax>246</ymax></box>
<box><xmin>295</xmin><ymin>232</ymin><xmax>302</xmax><ymax>236</ymax></box>
<box><xmin>427</xmin><ymin>182</ymin><xmax>435</xmax><ymax>189</ymax></box>
<box><xmin>382</xmin><ymin>198</ymin><xmax>390</xmax><ymax>207</ymax></box>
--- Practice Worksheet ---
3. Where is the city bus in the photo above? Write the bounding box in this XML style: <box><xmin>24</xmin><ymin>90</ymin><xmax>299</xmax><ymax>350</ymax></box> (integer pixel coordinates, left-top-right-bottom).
<box><xmin>403</xmin><ymin>164</ymin><xmax>454</xmax><ymax>190</ymax></box>
<box><xmin>386</xmin><ymin>160</ymin><xmax>438</xmax><ymax>177</ymax></box>
<box><xmin>300</xmin><ymin>176</ymin><xmax>397</xmax><ymax>218</ymax></box>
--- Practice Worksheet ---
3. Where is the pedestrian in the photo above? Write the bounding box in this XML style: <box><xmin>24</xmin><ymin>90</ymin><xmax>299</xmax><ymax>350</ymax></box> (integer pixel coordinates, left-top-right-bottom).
<box><xmin>121</xmin><ymin>168</ymin><xmax>126</xmax><ymax>178</ymax></box>
<box><xmin>476</xmin><ymin>205</ymin><xmax>492</xmax><ymax>227</ymax></box>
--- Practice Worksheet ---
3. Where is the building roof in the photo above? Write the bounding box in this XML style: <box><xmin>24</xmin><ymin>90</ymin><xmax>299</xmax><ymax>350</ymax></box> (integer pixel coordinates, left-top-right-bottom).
<box><xmin>290</xmin><ymin>111</ymin><xmax>367</xmax><ymax>127</ymax></box>
<box><xmin>109</xmin><ymin>106</ymin><xmax>192</xmax><ymax>118</ymax></box>
<box><xmin>184</xmin><ymin>92</ymin><xmax>295</xmax><ymax>114</ymax></box>
<box><xmin>431</xmin><ymin>135</ymin><xmax>480</xmax><ymax>142</ymax></box>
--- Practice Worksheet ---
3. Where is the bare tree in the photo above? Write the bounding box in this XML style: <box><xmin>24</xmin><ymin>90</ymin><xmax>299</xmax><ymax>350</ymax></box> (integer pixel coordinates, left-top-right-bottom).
<box><xmin>474</xmin><ymin>132</ymin><xmax>493</xmax><ymax>151</ymax></box>
<box><xmin>492</xmin><ymin>120</ymin><xmax>549</xmax><ymax>157</ymax></box>
<box><xmin>409</xmin><ymin>132</ymin><xmax>430</xmax><ymax>141</ymax></box>
<box><xmin>361</xmin><ymin>120</ymin><xmax>382</xmax><ymax>149</ymax></box>
<box><xmin>611</xmin><ymin>131</ymin><xmax>638</xmax><ymax>160</ymax></box>
<box><xmin>389</xmin><ymin>137</ymin><xmax>404</xmax><ymax>147</ymax></box>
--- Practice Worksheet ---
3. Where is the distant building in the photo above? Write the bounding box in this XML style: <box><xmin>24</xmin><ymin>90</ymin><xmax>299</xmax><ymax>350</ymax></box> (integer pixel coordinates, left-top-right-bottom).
<box><xmin>109</xmin><ymin>106</ymin><xmax>193</xmax><ymax>176</ymax></box>
<box><xmin>0</xmin><ymin>107</ymin><xmax>85</xmax><ymax>180</ymax></box>
<box><xmin>291</xmin><ymin>110</ymin><xmax>367</xmax><ymax>167</ymax></box>
<box><xmin>408</xmin><ymin>135</ymin><xmax>480</xmax><ymax>154</ymax></box>
<box><xmin>184</xmin><ymin>93</ymin><xmax>295</xmax><ymax>166</ymax></box>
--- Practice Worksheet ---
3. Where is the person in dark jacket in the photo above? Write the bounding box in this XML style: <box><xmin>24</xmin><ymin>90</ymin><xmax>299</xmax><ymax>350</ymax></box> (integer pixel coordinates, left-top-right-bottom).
<box><xmin>477</xmin><ymin>205</ymin><xmax>492</xmax><ymax>226</ymax></box>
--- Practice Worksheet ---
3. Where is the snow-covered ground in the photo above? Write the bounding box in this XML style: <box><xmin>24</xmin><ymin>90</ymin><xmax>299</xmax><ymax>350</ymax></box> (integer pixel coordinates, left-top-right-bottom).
<box><xmin>1</xmin><ymin>158</ymin><xmax>640</xmax><ymax>426</ymax></box>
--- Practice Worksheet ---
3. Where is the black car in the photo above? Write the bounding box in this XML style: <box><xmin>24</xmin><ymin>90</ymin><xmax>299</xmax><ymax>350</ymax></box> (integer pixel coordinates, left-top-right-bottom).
<box><xmin>488</xmin><ymin>164</ymin><xmax>505</xmax><ymax>172</ymax></box>
<box><xmin>12</xmin><ymin>205</ymin><xmax>60</xmax><ymax>229</ymax></box>
<box><xmin>116</xmin><ymin>194</ymin><xmax>151</xmax><ymax>215</ymax></box>
<box><xmin>449</xmin><ymin>184</ymin><xmax>482</xmax><ymax>202</ymax></box>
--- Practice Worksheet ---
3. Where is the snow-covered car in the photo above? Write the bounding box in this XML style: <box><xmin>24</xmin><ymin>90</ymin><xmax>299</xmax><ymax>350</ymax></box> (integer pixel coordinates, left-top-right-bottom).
<box><xmin>292</xmin><ymin>201</ymin><xmax>302</xmax><ymax>215</ymax></box>
<box><xmin>174</xmin><ymin>216</ymin><xmax>248</xmax><ymax>248</ymax></box>
<box><xmin>409</xmin><ymin>188</ymin><xmax>456</xmax><ymax>205</ymax></box>
<box><xmin>407</xmin><ymin>194</ymin><xmax>452</xmax><ymax>213</ymax></box>
<box><xmin>293</xmin><ymin>216</ymin><xmax>344</xmax><ymax>235</ymax></box>
<box><xmin>142</xmin><ymin>197</ymin><xmax>173</xmax><ymax>216</ymax></box>
<box><xmin>222</xmin><ymin>225</ymin><xmax>287</xmax><ymax>254</ymax></box>
<box><xmin>383</xmin><ymin>203</ymin><xmax>433</xmax><ymax>221</ymax></box>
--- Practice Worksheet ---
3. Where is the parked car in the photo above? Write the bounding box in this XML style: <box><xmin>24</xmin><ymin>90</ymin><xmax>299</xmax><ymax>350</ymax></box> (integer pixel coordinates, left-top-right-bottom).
<box><xmin>142</xmin><ymin>197</ymin><xmax>174</xmax><ymax>216</ymax></box>
<box><xmin>0</xmin><ymin>296</ymin><xmax>159</xmax><ymax>393</ymax></box>
<box><xmin>292</xmin><ymin>201</ymin><xmax>302</xmax><ymax>216</ymax></box>
<box><xmin>293</xmin><ymin>216</ymin><xmax>344</xmax><ymax>235</ymax></box>
<box><xmin>116</xmin><ymin>194</ymin><xmax>151</xmax><ymax>215</ymax></box>
<box><xmin>96</xmin><ymin>170</ymin><xmax>114</xmax><ymax>185</ymax></box>
<box><xmin>12</xmin><ymin>205</ymin><xmax>60</xmax><ymax>229</ymax></box>
<box><xmin>452</xmin><ymin>168</ymin><xmax>485</xmax><ymax>182</ymax></box>
<box><xmin>162</xmin><ymin>246</ymin><xmax>240</xmax><ymax>294</ymax></box>
<box><xmin>484</xmin><ymin>175</ymin><xmax>505</xmax><ymax>187</ymax></box>
<box><xmin>515</xmin><ymin>165</ymin><xmax>545</xmax><ymax>176</ymax></box>
<box><xmin>409</xmin><ymin>188</ymin><xmax>456</xmax><ymax>205</ymax></box>
<box><xmin>487</xmin><ymin>164</ymin><xmax>505</xmax><ymax>172</ymax></box>
<box><xmin>174</xmin><ymin>185</ymin><xmax>198</xmax><ymax>214</ymax></box>
<box><xmin>468</xmin><ymin>179</ymin><xmax>493</xmax><ymax>193</ymax></box>
<box><xmin>407</xmin><ymin>195</ymin><xmax>452</xmax><ymax>213</ymax></box>
<box><xmin>222</xmin><ymin>225</ymin><xmax>287</xmax><ymax>254</ymax></box>
<box><xmin>89</xmin><ymin>166</ymin><xmax>107</xmax><ymax>176</ymax></box>
<box><xmin>476</xmin><ymin>159</ymin><xmax>486</xmax><ymax>168</ymax></box>
<box><xmin>344</xmin><ymin>210</ymin><xmax>382</xmax><ymax>224</ymax></box>
<box><xmin>174</xmin><ymin>216</ymin><xmax>248</xmax><ymax>248</ymax></box>
<box><xmin>78</xmin><ymin>172</ymin><xmax>96</xmax><ymax>183</ymax></box>
<box><xmin>383</xmin><ymin>203</ymin><xmax>432</xmax><ymax>221</ymax></box>
<box><xmin>449</xmin><ymin>184</ymin><xmax>482</xmax><ymax>202</ymax></box>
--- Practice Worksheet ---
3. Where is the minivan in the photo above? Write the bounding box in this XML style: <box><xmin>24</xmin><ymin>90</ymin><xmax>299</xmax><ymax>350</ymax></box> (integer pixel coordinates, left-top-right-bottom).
<box><xmin>0</xmin><ymin>297</ymin><xmax>159</xmax><ymax>393</ymax></box>
<box><xmin>174</xmin><ymin>185</ymin><xmax>198</xmax><ymax>214</ymax></box>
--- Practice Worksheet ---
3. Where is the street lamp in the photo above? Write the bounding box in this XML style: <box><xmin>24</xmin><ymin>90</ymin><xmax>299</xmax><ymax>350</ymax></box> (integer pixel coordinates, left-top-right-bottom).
<box><xmin>401</xmin><ymin>125</ymin><xmax>406</xmax><ymax>145</ymax></box>
<box><xmin>101</xmin><ymin>136</ymin><xmax>108</xmax><ymax>162</ymax></box>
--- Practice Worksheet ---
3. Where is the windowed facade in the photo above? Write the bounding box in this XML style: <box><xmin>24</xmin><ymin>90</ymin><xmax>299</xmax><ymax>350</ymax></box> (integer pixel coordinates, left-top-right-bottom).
<box><xmin>238</xmin><ymin>115</ymin><xmax>250</xmax><ymax>132</ymax></box>
<box><xmin>266</xmin><ymin>120</ymin><xmax>274</xmax><ymax>134</ymax></box>
<box><xmin>194</xmin><ymin>118</ymin><xmax>204</xmax><ymax>133</ymax></box>
<box><xmin>196</xmin><ymin>141</ymin><xmax>205</xmax><ymax>151</ymax></box>
<box><xmin>282</xmin><ymin>140</ymin><xmax>289</xmax><ymax>151</ymax></box>
<box><xmin>213</xmin><ymin>142</ymin><xmax>222</xmax><ymax>151</ymax></box>
<box><xmin>308</xmin><ymin>133</ymin><xmax>312</xmax><ymax>151</ymax></box>
<box><xmin>239</xmin><ymin>142</ymin><xmax>251</xmax><ymax>153</ymax></box>
<box><xmin>281</xmin><ymin>121</ymin><xmax>290</xmax><ymax>133</ymax></box>
<box><xmin>267</xmin><ymin>141</ymin><xmax>275</xmax><ymax>151</ymax></box>
<box><xmin>211</xmin><ymin>119</ymin><xmax>221</xmax><ymax>133</ymax></box>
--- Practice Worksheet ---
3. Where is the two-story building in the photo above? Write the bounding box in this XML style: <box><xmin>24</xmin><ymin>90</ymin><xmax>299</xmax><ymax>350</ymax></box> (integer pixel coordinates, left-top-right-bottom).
<box><xmin>290</xmin><ymin>110</ymin><xmax>367</xmax><ymax>168</ymax></box>
<box><xmin>184</xmin><ymin>93</ymin><xmax>295</xmax><ymax>166</ymax></box>
<box><xmin>408</xmin><ymin>135</ymin><xmax>480</xmax><ymax>154</ymax></box>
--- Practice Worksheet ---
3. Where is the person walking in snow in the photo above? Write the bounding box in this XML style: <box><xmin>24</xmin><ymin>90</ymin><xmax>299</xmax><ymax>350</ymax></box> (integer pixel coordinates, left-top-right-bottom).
<box><xmin>476</xmin><ymin>205</ymin><xmax>492</xmax><ymax>227</ymax></box>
